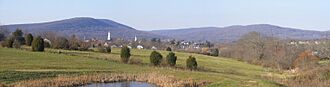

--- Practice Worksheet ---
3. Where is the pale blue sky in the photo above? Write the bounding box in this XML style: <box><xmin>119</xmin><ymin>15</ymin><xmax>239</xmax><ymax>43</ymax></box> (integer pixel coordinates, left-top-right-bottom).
<box><xmin>0</xmin><ymin>0</ymin><xmax>329</xmax><ymax>31</ymax></box>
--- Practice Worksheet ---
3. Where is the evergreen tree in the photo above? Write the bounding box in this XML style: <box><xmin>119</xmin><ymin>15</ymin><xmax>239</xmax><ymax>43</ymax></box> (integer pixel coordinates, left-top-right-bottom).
<box><xmin>166</xmin><ymin>52</ymin><xmax>177</xmax><ymax>66</ymax></box>
<box><xmin>12</xmin><ymin>29</ymin><xmax>25</xmax><ymax>44</ymax></box>
<box><xmin>166</xmin><ymin>47</ymin><xmax>172</xmax><ymax>51</ymax></box>
<box><xmin>120</xmin><ymin>46</ymin><xmax>131</xmax><ymax>63</ymax></box>
<box><xmin>3</xmin><ymin>37</ymin><xmax>14</xmax><ymax>48</ymax></box>
<box><xmin>150</xmin><ymin>51</ymin><xmax>163</xmax><ymax>66</ymax></box>
<box><xmin>186</xmin><ymin>56</ymin><xmax>198</xmax><ymax>70</ymax></box>
<box><xmin>105</xmin><ymin>46</ymin><xmax>111</xmax><ymax>53</ymax></box>
<box><xmin>15</xmin><ymin>36</ymin><xmax>25</xmax><ymax>45</ymax></box>
<box><xmin>31</xmin><ymin>36</ymin><xmax>44</xmax><ymax>52</ymax></box>
<box><xmin>210</xmin><ymin>48</ymin><xmax>219</xmax><ymax>56</ymax></box>
<box><xmin>25</xmin><ymin>33</ymin><xmax>33</xmax><ymax>46</ymax></box>
<box><xmin>12</xmin><ymin>29</ymin><xmax>23</xmax><ymax>37</ymax></box>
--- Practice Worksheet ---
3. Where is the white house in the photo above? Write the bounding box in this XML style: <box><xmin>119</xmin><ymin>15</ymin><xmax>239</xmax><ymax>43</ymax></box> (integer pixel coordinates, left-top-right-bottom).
<box><xmin>104</xmin><ymin>43</ymin><xmax>109</xmax><ymax>47</ymax></box>
<box><xmin>111</xmin><ymin>45</ymin><xmax>118</xmax><ymax>48</ymax></box>
<box><xmin>44</xmin><ymin>38</ymin><xmax>52</xmax><ymax>45</ymax></box>
<box><xmin>137</xmin><ymin>45</ymin><xmax>144</xmax><ymax>49</ymax></box>
<box><xmin>151</xmin><ymin>46</ymin><xmax>157</xmax><ymax>50</ymax></box>
<box><xmin>127</xmin><ymin>45</ymin><xmax>132</xmax><ymax>49</ymax></box>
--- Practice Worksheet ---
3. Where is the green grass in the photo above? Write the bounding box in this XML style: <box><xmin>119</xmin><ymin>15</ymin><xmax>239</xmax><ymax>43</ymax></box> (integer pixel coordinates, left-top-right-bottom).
<box><xmin>319</xmin><ymin>60</ymin><xmax>330</xmax><ymax>65</ymax></box>
<box><xmin>0</xmin><ymin>47</ymin><xmax>284</xmax><ymax>87</ymax></box>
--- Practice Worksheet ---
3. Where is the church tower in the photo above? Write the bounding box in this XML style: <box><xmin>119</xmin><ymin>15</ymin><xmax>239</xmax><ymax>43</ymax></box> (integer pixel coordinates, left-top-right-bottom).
<box><xmin>134</xmin><ymin>35</ymin><xmax>137</xmax><ymax>42</ymax></box>
<box><xmin>107</xmin><ymin>32</ymin><xmax>111</xmax><ymax>41</ymax></box>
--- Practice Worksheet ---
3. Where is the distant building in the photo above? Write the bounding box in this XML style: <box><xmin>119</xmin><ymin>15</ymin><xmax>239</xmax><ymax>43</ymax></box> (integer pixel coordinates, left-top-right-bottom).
<box><xmin>111</xmin><ymin>45</ymin><xmax>118</xmax><ymax>48</ymax></box>
<box><xmin>127</xmin><ymin>46</ymin><xmax>132</xmax><ymax>49</ymax></box>
<box><xmin>44</xmin><ymin>38</ymin><xmax>51</xmax><ymax>45</ymax></box>
<box><xmin>137</xmin><ymin>45</ymin><xmax>144</xmax><ymax>49</ymax></box>
<box><xmin>289</xmin><ymin>40</ymin><xmax>324</xmax><ymax>45</ymax></box>
<box><xmin>104</xmin><ymin>43</ymin><xmax>109</xmax><ymax>47</ymax></box>
<box><xmin>151</xmin><ymin>46</ymin><xmax>157</xmax><ymax>50</ymax></box>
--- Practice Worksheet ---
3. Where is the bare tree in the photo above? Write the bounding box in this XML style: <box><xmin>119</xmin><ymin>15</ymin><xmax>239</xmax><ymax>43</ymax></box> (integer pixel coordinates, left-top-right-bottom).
<box><xmin>236</xmin><ymin>32</ymin><xmax>266</xmax><ymax>63</ymax></box>
<box><xmin>37</xmin><ymin>31</ymin><xmax>58</xmax><ymax>43</ymax></box>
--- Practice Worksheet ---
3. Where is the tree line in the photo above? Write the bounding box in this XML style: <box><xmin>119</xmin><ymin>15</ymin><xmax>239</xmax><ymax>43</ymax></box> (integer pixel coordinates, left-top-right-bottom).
<box><xmin>220</xmin><ymin>31</ymin><xmax>325</xmax><ymax>70</ymax></box>
<box><xmin>120</xmin><ymin>46</ymin><xmax>198</xmax><ymax>70</ymax></box>
<box><xmin>0</xmin><ymin>29</ymin><xmax>198</xmax><ymax>70</ymax></box>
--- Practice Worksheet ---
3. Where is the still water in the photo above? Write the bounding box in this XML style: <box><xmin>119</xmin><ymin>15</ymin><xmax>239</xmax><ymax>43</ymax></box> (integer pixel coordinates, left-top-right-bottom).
<box><xmin>80</xmin><ymin>81</ymin><xmax>156</xmax><ymax>87</ymax></box>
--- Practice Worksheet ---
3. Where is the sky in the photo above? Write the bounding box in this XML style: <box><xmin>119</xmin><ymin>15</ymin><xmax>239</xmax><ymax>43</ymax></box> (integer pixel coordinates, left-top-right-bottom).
<box><xmin>0</xmin><ymin>0</ymin><xmax>330</xmax><ymax>31</ymax></box>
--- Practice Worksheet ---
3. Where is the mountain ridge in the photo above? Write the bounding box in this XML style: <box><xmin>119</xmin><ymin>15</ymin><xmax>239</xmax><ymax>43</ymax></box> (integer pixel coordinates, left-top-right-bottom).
<box><xmin>1</xmin><ymin>17</ymin><xmax>167</xmax><ymax>40</ymax></box>
<box><xmin>150</xmin><ymin>24</ymin><xmax>328</xmax><ymax>42</ymax></box>
<box><xmin>2</xmin><ymin>17</ymin><xmax>329</xmax><ymax>42</ymax></box>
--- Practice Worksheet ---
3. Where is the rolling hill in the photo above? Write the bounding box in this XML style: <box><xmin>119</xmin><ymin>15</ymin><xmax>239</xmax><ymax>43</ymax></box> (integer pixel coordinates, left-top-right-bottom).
<box><xmin>2</xmin><ymin>17</ymin><xmax>167</xmax><ymax>40</ymax></box>
<box><xmin>0</xmin><ymin>46</ymin><xmax>283</xmax><ymax>87</ymax></box>
<box><xmin>150</xmin><ymin>24</ymin><xmax>328</xmax><ymax>42</ymax></box>
<box><xmin>2</xmin><ymin>18</ymin><xmax>329</xmax><ymax>43</ymax></box>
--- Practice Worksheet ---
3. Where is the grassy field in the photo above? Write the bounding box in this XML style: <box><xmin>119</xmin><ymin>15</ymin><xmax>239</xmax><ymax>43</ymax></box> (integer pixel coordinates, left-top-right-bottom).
<box><xmin>0</xmin><ymin>47</ymin><xmax>285</xmax><ymax>87</ymax></box>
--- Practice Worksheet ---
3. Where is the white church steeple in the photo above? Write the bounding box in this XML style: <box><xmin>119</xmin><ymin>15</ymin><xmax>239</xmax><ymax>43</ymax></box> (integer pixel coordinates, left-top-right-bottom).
<box><xmin>134</xmin><ymin>35</ymin><xmax>137</xmax><ymax>42</ymax></box>
<box><xmin>107</xmin><ymin>32</ymin><xmax>111</xmax><ymax>41</ymax></box>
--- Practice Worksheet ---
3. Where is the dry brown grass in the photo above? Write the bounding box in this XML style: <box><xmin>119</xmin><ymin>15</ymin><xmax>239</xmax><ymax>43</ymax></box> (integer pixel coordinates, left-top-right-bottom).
<box><xmin>0</xmin><ymin>83</ymin><xmax>6</xmax><ymax>87</ymax></box>
<box><xmin>12</xmin><ymin>72</ymin><xmax>209</xmax><ymax>87</ymax></box>
<box><xmin>266</xmin><ymin>67</ymin><xmax>330</xmax><ymax>87</ymax></box>
<box><xmin>284</xmin><ymin>67</ymin><xmax>330</xmax><ymax>87</ymax></box>
<box><xmin>128</xmin><ymin>57</ymin><xmax>143</xmax><ymax>65</ymax></box>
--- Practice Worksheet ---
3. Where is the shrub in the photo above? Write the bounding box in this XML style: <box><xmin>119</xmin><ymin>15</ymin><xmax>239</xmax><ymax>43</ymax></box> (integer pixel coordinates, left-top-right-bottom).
<box><xmin>129</xmin><ymin>57</ymin><xmax>142</xmax><ymax>64</ymax></box>
<box><xmin>25</xmin><ymin>33</ymin><xmax>33</xmax><ymax>46</ymax></box>
<box><xmin>166</xmin><ymin>47</ymin><xmax>172</xmax><ymax>51</ymax></box>
<box><xmin>44</xmin><ymin>41</ymin><xmax>51</xmax><ymax>48</ymax></box>
<box><xmin>95</xmin><ymin>47</ymin><xmax>111</xmax><ymax>53</ymax></box>
<box><xmin>186</xmin><ymin>56</ymin><xmax>198</xmax><ymax>70</ymax></box>
<box><xmin>95</xmin><ymin>47</ymin><xmax>106</xmax><ymax>53</ymax></box>
<box><xmin>120</xmin><ymin>46</ymin><xmax>131</xmax><ymax>63</ymax></box>
<box><xmin>13</xmin><ymin>39</ymin><xmax>21</xmax><ymax>49</ymax></box>
<box><xmin>52</xmin><ymin>37</ymin><xmax>69</xmax><ymax>49</ymax></box>
<box><xmin>68</xmin><ymin>41</ymin><xmax>79</xmax><ymax>50</ymax></box>
<box><xmin>31</xmin><ymin>36</ymin><xmax>44</xmax><ymax>52</ymax></box>
<box><xmin>105</xmin><ymin>47</ymin><xmax>111</xmax><ymax>53</ymax></box>
<box><xmin>3</xmin><ymin>37</ymin><xmax>14</xmax><ymax>48</ymax></box>
<box><xmin>15</xmin><ymin>36</ymin><xmax>25</xmax><ymax>45</ymax></box>
<box><xmin>0</xmin><ymin>42</ymin><xmax>5</xmax><ymax>47</ymax></box>
<box><xmin>78</xmin><ymin>42</ymin><xmax>90</xmax><ymax>51</ymax></box>
<box><xmin>210</xmin><ymin>48</ymin><xmax>219</xmax><ymax>56</ymax></box>
<box><xmin>68</xmin><ymin>35</ymin><xmax>80</xmax><ymax>50</ymax></box>
<box><xmin>166</xmin><ymin>52</ymin><xmax>177</xmax><ymax>66</ymax></box>
<box><xmin>150</xmin><ymin>51</ymin><xmax>163</xmax><ymax>66</ymax></box>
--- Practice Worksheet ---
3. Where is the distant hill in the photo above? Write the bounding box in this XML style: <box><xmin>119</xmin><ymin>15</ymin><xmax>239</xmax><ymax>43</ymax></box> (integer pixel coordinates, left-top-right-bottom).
<box><xmin>2</xmin><ymin>18</ymin><xmax>329</xmax><ymax>42</ymax></box>
<box><xmin>150</xmin><ymin>24</ymin><xmax>329</xmax><ymax>42</ymax></box>
<box><xmin>2</xmin><ymin>17</ymin><xmax>167</xmax><ymax>40</ymax></box>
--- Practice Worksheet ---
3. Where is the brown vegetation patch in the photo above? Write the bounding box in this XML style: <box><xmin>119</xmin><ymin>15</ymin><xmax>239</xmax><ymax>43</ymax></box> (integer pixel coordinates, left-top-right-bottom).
<box><xmin>0</xmin><ymin>83</ymin><xmax>6</xmax><ymax>87</ymax></box>
<box><xmin>293</xmin><ymin>50</ymin><xmax>320</xmax><ymax>69</ymax></box>
<box><xmin>269</xmin><ymin>67</ymin><xmax>330</xmax><ymax>87</ymax></box>
<box><xmin>13</xmin><ymin>73</ymin><xmax>209</xmax><ymax>87</ymax></box>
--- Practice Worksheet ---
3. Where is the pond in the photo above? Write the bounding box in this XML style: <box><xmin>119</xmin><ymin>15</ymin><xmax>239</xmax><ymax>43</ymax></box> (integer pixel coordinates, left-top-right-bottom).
<box><xmin>80</xmin><ymin>81</ymin><xmax>157</xmax><ymax>87</ymax></box>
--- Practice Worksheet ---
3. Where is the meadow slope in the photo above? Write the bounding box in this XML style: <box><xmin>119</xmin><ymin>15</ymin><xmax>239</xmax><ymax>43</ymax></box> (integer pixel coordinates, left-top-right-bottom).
<box><xmin>0</xmin><ymin>47</ymin><xmax>284</xmax><ymax>87</ymax></box>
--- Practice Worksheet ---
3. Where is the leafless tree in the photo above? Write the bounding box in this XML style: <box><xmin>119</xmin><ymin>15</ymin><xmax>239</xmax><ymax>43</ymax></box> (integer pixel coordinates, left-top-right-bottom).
<box><xmin>36</xmin><ymin>31</ymin><xmax>58</xmax><ymax>42</ymax></box>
